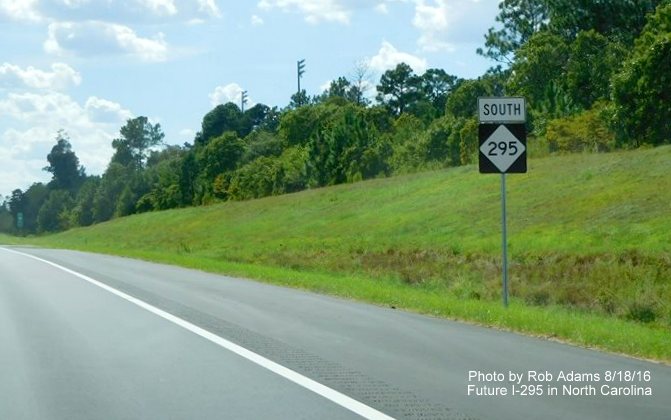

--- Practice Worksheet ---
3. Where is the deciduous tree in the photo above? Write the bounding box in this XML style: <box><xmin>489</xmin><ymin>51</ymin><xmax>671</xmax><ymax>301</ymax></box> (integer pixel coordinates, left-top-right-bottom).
<box><xmin>37</xmin><ymin>190</ymin><xmax>73</xmax><ymax>232</ymax></box>
<box><xmin>376</xmin><ymin>63</ymin><xmax>422</xmax><ymax>116</ymax></box>
<box><xmin>612</xmin><ymin>3</ymin><xmax>671</xmax><ymax>145</ymax></box>
<box><xmin>477</xmin><ymin>0</ymin><xmax>550</xmax><ymax>64</ymax></box>
<box><xmin>112</xmin><ymin>116</ymin><xmax>164</xmax><ymax>168</ymax></box>
<box><xmin>547</xmin><ymin>0</ymin><xmax>662</xmax><ymax>43</ymax></box>
<box><xmin>44</xmin><ymin>131</ymin><xmax>85</xmax><ymax>192</ymax></box>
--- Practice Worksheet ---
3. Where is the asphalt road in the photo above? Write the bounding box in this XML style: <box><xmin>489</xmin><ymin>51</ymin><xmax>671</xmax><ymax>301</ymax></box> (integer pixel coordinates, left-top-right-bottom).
<box><xmin>1</xmin><ymin>247</ymin><xmax>670</xmax><ymax>419</ymax></box>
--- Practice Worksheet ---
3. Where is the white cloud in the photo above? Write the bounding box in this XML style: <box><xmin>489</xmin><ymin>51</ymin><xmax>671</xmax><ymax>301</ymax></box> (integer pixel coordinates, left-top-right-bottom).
<box><xmin>259</xmin><ymin>0</ymin><xmax>495</xmax><ymax>55</ymax></box>
<box><xmin>0</xmin><ymin>92</ymin><xmax>80</xmax><ymax>123</ymax></box>
<box><xmin>186</xmin><ymin>18</ymin><xmax>206</xmax><ymax>25</ymax></box>
<box><xmin>412</xmin><ymin>0</ymin><xmax>453</xmax><ymax>52</ymax></box>
<box><xmin>0</xmin><ymin>63</ymin><xmax>82</xmax><ymax>91</ymax></box>
<box><xmin>209</xmin><ymin>83</ymin><xmax>254</xmax><ymax>108</ymax></box>
<box><xmin>412</xmin><ymin>0</ymin><xmax>495</xmax><ymax>52</ymax></box>
<box><xmin>12</xmin><ymin>0</ymin><xmax>220</xmax><ymax>24</ymax></box>
<box><xmin>85</xmin><ymin>96</ymin><xmax>134</xmax><ymax>123</ymax></box>
<box><xmin>60</xmin><ymin>0</ymin><xmax>91</xmax><ymax>7</ymax></box>
<box><xmin>0</xmin><ymin>91</ymin><xmax>133</xmax><ymax>195</ymax></box>
<box><xmin>179</xmin><ymin>128</ymin><xmax>196</xmax><ymax>139</ymax></box>
<box><xmin>0</xmin><ymin>146</ymin><xmax>49</xmax><ymax>198</ymax></box>
<box><xmin>0</xmin><ymin>92</ymin><xmax>131</xmax><ymax>130</ymax></box>
<box><xmin>141</xmin><ymin>0</ymin><xmax>178</xmax><ymax>16</ymax></box>
<box><xmin>258</xmin><ymin>0</ymin><xmax>350</xmax><ymax>24</ymax></box>
<box><xmin>375</xmin><ymin>3</ymin><xmax>389</xmax><ymax>14</ymax></box>
<box><xmin>44</xmin><ymin>21</ymin><xmax>169</xmax><ymax>62</ymax></box>
<box><xmin>413</xmin><ymin>0</ymin><xmax>449</xmax><ymax>31</ymax></box>
<box><xmin>196</xmin><ymin>0</ymin><xmax>221</xmax><ymax>17</ymax></box>
<box><xmin>367</xmin><ymin>41</ymin><xmax>427</xmax><ymax>74</ymax></box>
<box><xmin>251</xmin><ymin>14</ymin><xmax>264</xmax><ymax>26</ymax></box>
<box><xmin>0</xmin><ymin>0</ymin><xmax>41</xmax><ymax>22</ymax></box>
<box><xmin>319</xmin><ymin>79</ymin><xmax>333</xmax><ymax>93</ymax></box>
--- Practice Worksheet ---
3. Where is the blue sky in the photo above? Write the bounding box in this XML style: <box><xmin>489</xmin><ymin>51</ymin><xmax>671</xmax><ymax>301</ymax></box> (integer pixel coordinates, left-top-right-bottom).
<box><xmin>0</xmin><ymin>0</ymin><xmax>499</xmax><ymax>198</ymax></box>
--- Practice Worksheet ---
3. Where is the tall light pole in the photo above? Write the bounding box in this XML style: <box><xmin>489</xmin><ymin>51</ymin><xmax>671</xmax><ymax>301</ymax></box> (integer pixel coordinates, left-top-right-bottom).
<box><xmin>297</xmin><ymin>59</ymin><xmax>306</xmax><ymax>93</ymax></box>
<box><xmin>241</xmin><ymin>90</ymin><xmax>248</xmax><ymax>112</ymax></box>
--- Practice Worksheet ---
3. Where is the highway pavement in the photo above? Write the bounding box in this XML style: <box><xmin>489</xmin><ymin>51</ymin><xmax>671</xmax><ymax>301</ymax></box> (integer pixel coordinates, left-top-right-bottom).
<box><xmin>1</xmin><ymin>246</ymin><xmax>669</xmax><ymax>419</ymax></box>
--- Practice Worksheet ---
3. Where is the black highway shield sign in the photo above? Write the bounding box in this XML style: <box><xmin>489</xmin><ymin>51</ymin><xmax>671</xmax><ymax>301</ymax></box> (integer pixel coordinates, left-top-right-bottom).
<box><xmin>479</xmin><ymin>123</ymin><xmax>527</xmax><ymax>174</ymax></box>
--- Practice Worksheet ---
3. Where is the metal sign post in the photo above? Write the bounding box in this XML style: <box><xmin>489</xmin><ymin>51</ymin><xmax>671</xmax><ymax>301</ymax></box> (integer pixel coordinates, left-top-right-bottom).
<box><xmin>501</xmin><ymin>174</ymin><xmax>508</xmax><ymax>307</ymax></box>
<box><xmin>477</xmin><ymin>97</ymin><xmax>527</xmax><ymax>308</ymax></box>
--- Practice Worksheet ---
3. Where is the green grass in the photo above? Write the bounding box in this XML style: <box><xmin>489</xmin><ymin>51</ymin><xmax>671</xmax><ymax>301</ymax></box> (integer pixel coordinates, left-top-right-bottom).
<box><xmin>4</xmin><ymin>146</ymin><xmax>670</xmax><ymax>362</ymax></box>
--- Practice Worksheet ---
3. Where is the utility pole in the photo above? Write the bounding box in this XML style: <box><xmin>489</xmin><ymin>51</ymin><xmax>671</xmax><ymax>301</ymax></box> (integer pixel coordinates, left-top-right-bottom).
<box><xmin>241</xmin><ymin>90</ymin><xmax>248</xmax><ymax>112</ymax></box>
<box><xmin>297</xmin><ymin>59</ymin><xmax>306</xmax><ymax>93</ymax></box>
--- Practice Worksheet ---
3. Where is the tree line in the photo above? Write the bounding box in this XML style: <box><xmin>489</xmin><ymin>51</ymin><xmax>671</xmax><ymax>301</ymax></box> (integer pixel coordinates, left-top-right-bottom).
<box><xmin>1</xmin><ymin>0</ymin><xmax>669</xmax><ymax>234</ymax></box>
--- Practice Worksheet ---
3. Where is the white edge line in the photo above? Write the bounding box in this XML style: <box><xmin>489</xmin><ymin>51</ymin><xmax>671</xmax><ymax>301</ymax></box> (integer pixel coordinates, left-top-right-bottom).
<box><xmin>1</xmin><ymin>247</ymin><xmax>395</xmax><ymax>420</ymax></box>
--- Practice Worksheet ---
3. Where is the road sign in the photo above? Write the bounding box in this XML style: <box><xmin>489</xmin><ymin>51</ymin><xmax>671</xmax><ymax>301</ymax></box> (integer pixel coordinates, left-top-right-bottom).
<box><xmin>478</xmin><ymin>124</ymin><xmax>527</xmax><ymax>174</ymax></box>
<box><xmin>16</xmin><ymin>212</ymin><xmax>24</xmax><ymax>229</ymax></box>
<box><xmin>478</xmin><ymin>97</ymin><xmax>526</xmax><ymax>123</ymax></box>
<box><xmin>477</xmin><ymin>97</ymin><xmax>527</xmax><ymax>308</ymax></box>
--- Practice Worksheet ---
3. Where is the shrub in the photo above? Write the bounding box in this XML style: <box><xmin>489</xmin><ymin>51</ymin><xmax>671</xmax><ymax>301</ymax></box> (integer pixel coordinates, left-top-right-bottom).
<box><xmin>545</xmin><ymin>103</ymin><xmax>615</xmax><ymax>153</ymax></box>
<box><xmin>225</xmin><ymin>147</ymin><xmax>308</xmax><ymax>201</ymax></box>
<box><xmin>626</xmin><ymin>301</ymin><xmax>657</xmax><ymax>323</ymax></box>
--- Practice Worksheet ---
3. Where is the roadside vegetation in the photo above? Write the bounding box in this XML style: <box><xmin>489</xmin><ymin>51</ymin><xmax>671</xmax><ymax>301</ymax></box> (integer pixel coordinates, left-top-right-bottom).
<box><xmin>1</xmin><ymin>1</ymin><xmax>670</xmax><ymax>361</ymax></box>
<box><xmin>5</xmin><ymin>146</ymin><xmax>670</xmax><ymax>362</ymax></box>
<box><xmin>2</xmin><ymin>2</ymin><xmax>670</xmax><ymax>236</ymax></box>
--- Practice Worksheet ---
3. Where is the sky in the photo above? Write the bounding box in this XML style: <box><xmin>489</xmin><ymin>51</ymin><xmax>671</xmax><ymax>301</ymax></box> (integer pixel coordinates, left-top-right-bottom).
<box><xmin>0</xmin><ymin>0</ymin><xmax>500</xmax><ymax>199</ymax></box>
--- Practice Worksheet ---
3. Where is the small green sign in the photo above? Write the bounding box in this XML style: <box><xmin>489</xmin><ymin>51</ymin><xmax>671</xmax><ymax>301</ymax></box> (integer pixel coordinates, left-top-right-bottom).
<box><xmin>16</xmin><ymin>212</ymin><xmax>24</xmax><ymax>229</ymax></box>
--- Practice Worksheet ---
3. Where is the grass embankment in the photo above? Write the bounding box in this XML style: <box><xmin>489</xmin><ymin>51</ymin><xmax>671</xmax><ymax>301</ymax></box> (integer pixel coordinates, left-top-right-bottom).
<box><xmin>5</xmin><ymin>146</ymin><xmax>670</xmax><ymax>362</ymax></box>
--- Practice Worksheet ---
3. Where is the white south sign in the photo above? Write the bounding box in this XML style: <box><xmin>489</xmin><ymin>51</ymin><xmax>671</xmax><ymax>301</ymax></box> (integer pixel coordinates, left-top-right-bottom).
<box><xmin>479</xmin><ymin>125</ymin><xmax>526</xmax><ymax>173</ymax></box>
<box><xmin>478</xmin><ymin>97</ymin><xmax>526</xmax><ymax>123</ymax></box>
